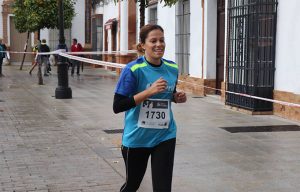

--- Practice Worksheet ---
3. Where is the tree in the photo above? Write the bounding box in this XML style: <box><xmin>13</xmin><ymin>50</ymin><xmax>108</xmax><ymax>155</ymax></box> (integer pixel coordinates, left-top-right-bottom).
<box><xmin>114</xmin><ymin>0</ymin><xmax>179</xmax><ymax>29</ymax></box>
<box><xmin>12</xmin><ymin>0</ymin><xmax>76</xmax><ymax>71</ymax></box>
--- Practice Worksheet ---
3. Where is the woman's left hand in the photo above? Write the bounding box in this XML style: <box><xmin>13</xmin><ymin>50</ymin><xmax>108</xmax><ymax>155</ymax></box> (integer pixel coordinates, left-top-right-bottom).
<box><xmin>173</xmin><ymin>92</ymin><xmax>187</xmax><ymax>103</ymax></box>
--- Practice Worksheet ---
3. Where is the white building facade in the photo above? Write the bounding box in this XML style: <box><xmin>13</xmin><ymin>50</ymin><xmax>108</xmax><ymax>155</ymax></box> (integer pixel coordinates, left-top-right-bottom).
<box><xmin>40</xmin><ymin>0</ymin><xmax>86</xmax><ymax>51</ymax></box>
<box><xmin>129</xmin><ymin>0</ymin><xmax>300</xmax><ymax>122</ymax></box>
<box><xmin>273</xmin><ymin>0</ymin><xmax>300</xmax><ymax>121</ymax></box>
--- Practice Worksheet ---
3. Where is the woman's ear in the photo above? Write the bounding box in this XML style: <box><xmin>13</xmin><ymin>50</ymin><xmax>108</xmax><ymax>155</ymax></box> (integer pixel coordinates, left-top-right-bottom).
<box><xmin>141</xmin><ymin>43</ymin><xmax>145</xmax><ymax>51</ymax></box>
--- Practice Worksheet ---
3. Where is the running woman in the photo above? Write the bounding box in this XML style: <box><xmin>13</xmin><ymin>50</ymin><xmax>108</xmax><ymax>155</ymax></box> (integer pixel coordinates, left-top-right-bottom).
<box><xmin>113</xmin><ymin>24</ymin><xmax>187</xmax><ymax>192</ymax></box>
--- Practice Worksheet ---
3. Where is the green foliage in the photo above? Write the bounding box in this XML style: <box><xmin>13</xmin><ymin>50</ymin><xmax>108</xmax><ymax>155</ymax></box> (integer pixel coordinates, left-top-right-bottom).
<box><xmin>113</xmin><ymin>0</ymin><xmax>178</xmax><ymax>7</ymax></box>
<box><xmin>158</xmin><ymin>0</ymin><xmax>178</xmax><ymax>7</ymax></box>
<box><xmin>113</xmin><ymin>0</ymin><xmax>178</xmax><ymax>28</ymax></box>
<box><xmin>12</xmin><ymin>0</ymin><xmax>76</xmax><ymax>33</ymax></box>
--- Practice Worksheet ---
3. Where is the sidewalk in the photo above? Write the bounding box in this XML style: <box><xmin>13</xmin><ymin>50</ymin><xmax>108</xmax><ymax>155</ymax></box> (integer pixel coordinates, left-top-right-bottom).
<box><xmin>1</xmin><ymin>65</ymin><xmax>300</xmax><ymax>192</ymax></box>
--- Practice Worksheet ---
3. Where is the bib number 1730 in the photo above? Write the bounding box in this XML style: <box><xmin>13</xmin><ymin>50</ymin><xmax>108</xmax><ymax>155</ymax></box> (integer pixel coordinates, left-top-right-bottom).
<box><xmin>138</xmin><ymin>99</ymin><xmax>170</xmax><ymax>129</ymax></box>
<box><xmin>145</xmin><ymin>111</ymin><xmax>166</xmax><ymax>119</ymax></box>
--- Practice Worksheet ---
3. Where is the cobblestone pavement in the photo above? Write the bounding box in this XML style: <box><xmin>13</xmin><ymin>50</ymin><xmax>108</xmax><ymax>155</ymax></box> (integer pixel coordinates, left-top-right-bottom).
<box><xmin>1</xmin><ymin>65</ymin><xmax>300</xmax><ymax>192</ymax></box>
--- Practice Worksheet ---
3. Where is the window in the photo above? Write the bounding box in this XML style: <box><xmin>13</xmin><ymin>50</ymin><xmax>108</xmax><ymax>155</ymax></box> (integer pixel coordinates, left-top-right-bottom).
<box><xmin>175</xmin><ymin>0</ymin><xmax>190</xmax><ymax>75</ymax></box>
<box><xmin>226</xmin><ymin>0</ymin><xmax>278</xmax><ymax>111</ymax></box>
<box><xmin>92</xmin><ymin>15</ymin><xmax>103</xmax><ymax>60</ymax></box>
<box><xmin>48</xmin><ymin>28</ymin><xmax>72</xmax><ymax>51</ymax></box>
<box><xmin>148</xmin><ymin>5</ymin><xmax>158</xmax><ymax>24</ymax></box>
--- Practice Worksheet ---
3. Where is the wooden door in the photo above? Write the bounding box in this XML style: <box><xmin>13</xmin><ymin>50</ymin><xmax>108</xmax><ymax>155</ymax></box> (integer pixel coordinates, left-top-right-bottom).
<box><xmin>216</xmin><ymin>0</ymin><xmax>225</xmax><ymax>93</ymax></box>
<box><xmin>9</xmin><ymin>17</ymin><xmax>33</xmax><ymax>63</ymax></box>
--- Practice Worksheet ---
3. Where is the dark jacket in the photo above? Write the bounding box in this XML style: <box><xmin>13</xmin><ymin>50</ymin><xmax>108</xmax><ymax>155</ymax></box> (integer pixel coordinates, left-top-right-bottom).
<box><xmin>0</xmin><ymin>44</ymin><xmax>6</xmax><ymax>58</ymax></box>
<box><xmin>39</xmin><ymin>44</ymin><xmax>50</xmax><ymax>58</ymax></box>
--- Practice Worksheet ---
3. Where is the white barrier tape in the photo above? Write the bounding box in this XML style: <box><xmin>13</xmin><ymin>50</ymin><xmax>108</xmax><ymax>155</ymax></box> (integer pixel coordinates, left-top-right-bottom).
<box><xmin>56</xmin><ymin>53</ymin><xmax>300</xmax><ymax>109</ymax></box>
<box><xmin>59</xmin><ymin>52</ymin><xmax>126</xmax><ymax>69</ymax></box>
<box><xmin>4</xmin><ymin>51</ymin><xmax>56</xmax><ymax>55</ymax></box>
<box><xmin>63</xmin><ymin>50</ymin><xmax>137</xmax><ymax>55</ymax></box>
<box><xmin>178</xmin><ymin>80</ymin><xmax>300</xmax><ymax>108</ymax></box>
<box><xmin>0</xmin><ymin>50</ymin><xmax>137</xmax><ymax>56</ymax></box>
<box><xmin>2</xmin><ymin>51</ymin><xmax>36</xmax><ymax>54</ymax></box>
<box><xmin>4</xmin><ymin>48</ymin><xmax>298</xmax><ymax>108</ymax></box>
<box><xmin>0</xmin><ymin>51</ymin><xmax>56</xmax><ymax>55</ymax></box>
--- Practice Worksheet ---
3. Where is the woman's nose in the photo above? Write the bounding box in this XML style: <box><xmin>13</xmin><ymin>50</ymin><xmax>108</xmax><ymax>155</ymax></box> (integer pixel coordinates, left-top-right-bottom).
<box><xmin>156</xmin><ymin>41</ymin><xmax>164</xmax><ymax>47</ymax></box>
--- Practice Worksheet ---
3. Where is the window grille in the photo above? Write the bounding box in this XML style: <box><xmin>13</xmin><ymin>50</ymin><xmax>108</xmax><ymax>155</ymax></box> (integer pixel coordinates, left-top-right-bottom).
<box><xmin>226</xmin><ymin>0</ymin><xmax>278</xmax><ymax>111</ymax></box>
<box><xmin>175</xmin><ymin>0</ymin><xmax>190</xmax><ymax>75</ymax></box>
<box><xmin>92</xmin><ymin>15</ymin><xmax>103</xmax><ymax>60</ymax></box>
<box><xmin>148</xmin><ymin>5</ymin><xmax>158</xmax><ymax>24</ymax></box>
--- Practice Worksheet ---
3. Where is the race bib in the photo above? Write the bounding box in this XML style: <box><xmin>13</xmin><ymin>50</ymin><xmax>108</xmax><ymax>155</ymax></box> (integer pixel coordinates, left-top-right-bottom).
<box><xmin>138</xmin><ymin>99</ymin><xmax>170</xmax><ymax>129</ymax></box>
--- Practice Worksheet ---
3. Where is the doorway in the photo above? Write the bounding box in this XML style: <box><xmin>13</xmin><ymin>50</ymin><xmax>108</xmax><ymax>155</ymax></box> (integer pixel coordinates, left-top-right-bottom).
<box><xmin>9</xmin><ymin>17</ymin><xmax>33</xmax><ymax>64</ymax></box>
<box><xmin>216</xmin><ymin>0</ymin><xmax>225</xmax><ymax>93</ymax></box>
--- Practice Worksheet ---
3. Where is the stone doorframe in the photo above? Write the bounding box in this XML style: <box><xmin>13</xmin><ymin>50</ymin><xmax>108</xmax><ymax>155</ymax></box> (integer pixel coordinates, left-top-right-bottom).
<box><xmin>2</xmin><ymin>0</ymin><xmax>13</xmax><ymax>45</ymax></box>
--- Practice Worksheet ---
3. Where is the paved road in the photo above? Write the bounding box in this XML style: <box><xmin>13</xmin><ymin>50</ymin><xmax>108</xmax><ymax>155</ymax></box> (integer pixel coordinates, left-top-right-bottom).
<box><xmin>0</xmin><ymin>65</ymin><xmax>300</xmax><ymax>192</ymax></box>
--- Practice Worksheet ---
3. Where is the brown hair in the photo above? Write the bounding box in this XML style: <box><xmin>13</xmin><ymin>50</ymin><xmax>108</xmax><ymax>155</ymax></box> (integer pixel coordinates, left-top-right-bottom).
<box><xmin>136</xmin><ymin>24</ymin><xmax>164</xmax><ymax>55</ymax></box>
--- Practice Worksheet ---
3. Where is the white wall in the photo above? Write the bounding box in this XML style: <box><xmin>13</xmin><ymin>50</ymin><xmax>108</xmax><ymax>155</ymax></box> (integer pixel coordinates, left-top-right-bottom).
<box><xmin>95</xmin><ymin>5</ymin><xmax>104</xmax><ymax>14</ymax></box>
<box><xmin>0</xmin><ymin>0</ymin><xmax>3</xmax><ymax>39</ymax></box>
<box><xmin>189</xmin><ymin>0</ymin><xmax>203</xmax><ymax>78</ymax></box>
<box><xmin>143</xmin><ymin>0</ymin><xmax>210</xmax><ymax>79</ymax></box>
<box><xmin>274</xmin><ymin>0</ymin><xmax>300</xmax><ymax>94</ymax></box>
<box><xmin>103</xmin><ymin>2</ymin><xmax>119</xmax><ymax>51</ymax></box>
<box><xmin>40</xmin><ymin>29</ymin><xmax>49</xmax><ymax>43</ymax></box>
<box><xmin>142</xmin><ymin>3</ymin><xmax>176</xmax><ymax>60</ymax></box>
<box><xmin>120</xmin><ymin>0</ymin><xmax>128</xmax><ymax>51</ymax></box>
<box><xmin>72</xmin><ymin>1</ymin><xmax>85</xmax><ymax>45</ymax></box>
<box><xmin>204</xmin><ymin>0</ymin><xmax>217</xmax><ymax>79</ymax></box>
<box><xmin>157</xmin><ymin>4</ymin><xmax>176</xmax><ymax>61</ymax></box>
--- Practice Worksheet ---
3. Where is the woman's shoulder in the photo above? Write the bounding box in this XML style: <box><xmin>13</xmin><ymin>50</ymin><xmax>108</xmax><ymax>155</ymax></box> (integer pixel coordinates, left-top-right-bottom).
<box><xmin>125</xmin><ymin>57</ymin><xmax>145</xmax><ymax>68</ymax></box>
<box><xmin>162</xmin><ymin>58</ymin><xmax>176</xmax><ymax>64</ymax></box>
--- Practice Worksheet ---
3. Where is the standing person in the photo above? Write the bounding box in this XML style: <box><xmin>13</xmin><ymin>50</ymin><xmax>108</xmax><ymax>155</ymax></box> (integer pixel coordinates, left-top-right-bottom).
<box><xmin>77</xmin><ymin>43</ymin><xmax>84</xmax><ymax>73</ymax></box>
<box><xmin>113</xmin><ymin>24</ymin><xmax>187</xmax><ymax>192</ymax></box>
<box><xmin>70</xmin><ymin>38</ymin><xmax>81</xmax><ymax>76</ymax></box>
<box><xmin>39</xmin><ymin>39</ymin><xmax>50</xmax><ymax>76</ymax></box>
<box><xmin>0</xmin><ymin>38</ymin><xmax>7</xmax><ymax>77</ymax></box>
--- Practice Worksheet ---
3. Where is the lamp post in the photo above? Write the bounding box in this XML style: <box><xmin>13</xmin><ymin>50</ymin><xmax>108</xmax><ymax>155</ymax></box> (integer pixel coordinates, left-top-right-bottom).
<box><xmin>55</xmin><ymin>0</ymin><xmax>72</xmax><ymax>99</ymax></box>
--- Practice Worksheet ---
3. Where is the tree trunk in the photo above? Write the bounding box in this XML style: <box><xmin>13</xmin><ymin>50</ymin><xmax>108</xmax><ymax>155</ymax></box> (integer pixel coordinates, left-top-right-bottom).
<box><xmin>37</xmin><ymin>30</ymin><xmax>40</xmax><ymax>41</ymax></box>
<box><xmin>36</xmin><ymin>29</ymin><xmax>43</xmax><ymax>85</ymax></box>
<box><xmin>139</xmin><ymin>0</ymin><xmax>145</xmax><ymax>28</ymax></box>
<box><xmin>19</xmin><ymin>31</ymin><xmax>30</xmax><ymax>70</ymax></box>
<box><xmin>37</xmin><ymin>63</ymin><xmax>43</xmax><ymax>85</ymax></box>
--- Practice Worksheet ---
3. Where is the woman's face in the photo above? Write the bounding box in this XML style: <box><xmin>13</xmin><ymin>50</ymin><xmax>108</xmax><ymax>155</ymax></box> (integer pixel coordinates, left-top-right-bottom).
<box><xmin>141</xmin><ymin>29</ymin><xmax>165</xmax><ymax>62</ymax></box>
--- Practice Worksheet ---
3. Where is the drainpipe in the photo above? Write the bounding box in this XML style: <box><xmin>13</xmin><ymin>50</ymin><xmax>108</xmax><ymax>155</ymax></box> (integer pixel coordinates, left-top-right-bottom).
<box><xmin>201</xmin><ymin>0</ymin><xmax>205</xmax><ymax>79</ymax></box>
<box><xmin>120</xmin><ymin>1</ymin><xmax>128</xmax><ymax>52</ymax></box>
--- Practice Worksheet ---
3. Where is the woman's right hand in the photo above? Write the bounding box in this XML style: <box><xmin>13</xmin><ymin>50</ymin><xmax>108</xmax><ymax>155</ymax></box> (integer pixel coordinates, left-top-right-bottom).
<box><xmin>133</xmin><ymin>77</ymin><xmax>167</xmax><ymax>106</ymax></box>
<box><xmin>147</xmin><ymin>77</ymin><xmax>167</xmax><ymax>96</ymax></box>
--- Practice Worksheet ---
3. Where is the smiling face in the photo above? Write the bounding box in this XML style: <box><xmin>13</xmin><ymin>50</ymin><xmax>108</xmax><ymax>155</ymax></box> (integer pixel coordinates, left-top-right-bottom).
<box><xmin>141</xmin><ymin>29</ymin><xmax>165</xmax><ymax>65</ymax></box>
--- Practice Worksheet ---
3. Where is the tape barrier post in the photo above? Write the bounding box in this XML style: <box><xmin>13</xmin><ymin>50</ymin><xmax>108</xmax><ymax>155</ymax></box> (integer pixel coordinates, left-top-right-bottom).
<box><xmin>55</xmin><ymin>0</ymin><xmax>72</xmax><ymax>99</ymax></box>
<box><xmin>19</xmin><ymin>32</ymin><xmax>30</xmax><ymax>70</ymax></box>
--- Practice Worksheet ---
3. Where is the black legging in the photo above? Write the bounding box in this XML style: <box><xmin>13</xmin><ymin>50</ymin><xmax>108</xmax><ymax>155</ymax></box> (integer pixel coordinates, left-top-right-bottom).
<box><xmin>120</xmin><ymin>138</ymin><xmax>176</xmax><ymax>192</ymax></box>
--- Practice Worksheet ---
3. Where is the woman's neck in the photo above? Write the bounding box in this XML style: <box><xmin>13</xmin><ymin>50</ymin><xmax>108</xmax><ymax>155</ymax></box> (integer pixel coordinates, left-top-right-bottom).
<box><xmin>144</xmin><ymin>57</ymin><xmax>162</xmax><ymax>67</ymax></box>
<box><xmin>144</xmin><ymin>55</ymin><xmax>161</xmax><ymax>65</ymax></box>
